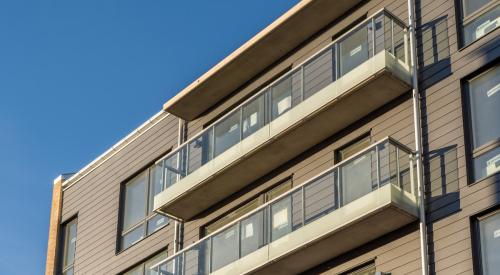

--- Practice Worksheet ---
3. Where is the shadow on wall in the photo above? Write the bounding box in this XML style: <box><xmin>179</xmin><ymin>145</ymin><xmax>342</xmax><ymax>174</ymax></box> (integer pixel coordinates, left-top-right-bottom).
<box><xmin>423</xmin><ymin>145</ymin><xmax>461</xmax><ymax>274</ymax></box>
<box><xmin>417</xmin><ymin>15</ymin><xmax>451</xmax><ymax>89</ymax></box>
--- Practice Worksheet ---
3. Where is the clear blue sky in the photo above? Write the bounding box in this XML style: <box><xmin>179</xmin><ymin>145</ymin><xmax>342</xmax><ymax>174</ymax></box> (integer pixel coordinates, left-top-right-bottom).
<box><xmin>0</xmin><ymin>1</ymin><xmax>298</xmax><ymax>273</ymax></box>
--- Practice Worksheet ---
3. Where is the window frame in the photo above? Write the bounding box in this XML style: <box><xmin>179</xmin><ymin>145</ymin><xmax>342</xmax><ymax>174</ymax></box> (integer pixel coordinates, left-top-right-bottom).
<box><xmin>471</xmin><ymin>207</ymin><xmax>500</xmax><ymax>275</ymax></box>
<box><xmin>59</xmin><ymin>216</ymin><xmax>78</xmax><ymax>275</ymax></box>
<box><xmin>118</xmin><ymin>165</ymin><xmax>170</xmax><ymax>252</ymax></box>
<box><xmin>461</xmin><ymin>64</ymin><xmax>500</xmax><ymax>185</ymax></box>
<box><xmin>334</xmin><ymin>132</ymin><xmax>372</xmax><ymax>164</ymax></box>
<box><xmin>456</xmin><ymin>0</ymin><xmax>499</xmax><ymax>48</ymax></box>
<box><xmin>340</xmin><ymin>260</ymin><xmax>376</xmax><ymax>275</ymax></box>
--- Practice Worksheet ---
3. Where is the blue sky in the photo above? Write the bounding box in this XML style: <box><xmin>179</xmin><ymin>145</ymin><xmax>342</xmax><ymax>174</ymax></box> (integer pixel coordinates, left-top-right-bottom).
<box><xmin>0</xmin><ymin>1</ymin><xmax>298</xmax><ymax>273</ymax></box>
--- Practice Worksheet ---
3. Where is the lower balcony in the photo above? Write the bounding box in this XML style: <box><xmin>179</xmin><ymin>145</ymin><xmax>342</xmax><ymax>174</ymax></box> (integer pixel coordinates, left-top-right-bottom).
<box><xmin>154</xmin><ymin>10</ymin><xmax>412</xmax><ymax>221</ymax></box>
<box><xmin>150</xmin><ymin>138</ymin><xmax>419</xmax><ymax>275</ymax></box>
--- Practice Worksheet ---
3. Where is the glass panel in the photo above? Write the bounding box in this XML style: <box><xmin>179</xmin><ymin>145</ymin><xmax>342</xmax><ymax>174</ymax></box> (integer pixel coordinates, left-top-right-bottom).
<box><xmin>159</xmin><ymin>255</ymin><xmax>184</xmax><ymax>275</ymax></box>
<box><xmin>398</xmin><ymin>149</ymin><xmax>413</xmax><ymax>193</ymax></box>
<box><xmin>188</xmin><ymin>129</ymin><xmax>213</xmax><ymax>173</ymax></box>
<box><xmin>163</xmin><ymin>148</ymin><xmax>187</xmax><ymax>188</ymax></box>
<box><xmin>473</xmin><ymin>146</ymin><xmax>500</xmax><ymax>180</ymax></box>
<box><xmin>340</xmin><ymin>149</ymin><xmax>376</xmax><ymax>205</ymax></box>
<box><xmin>271</xmin><ymin>75</ymin><xmax>292</xmax><ymax>120</ymax></box>
<box><xmin>122</xmin><ymin>224</ymin><xmax>145</xmax><ymax>249</ymax></box>
<box><xmin>340</xmin><ymin>23</ymin><xmax>370</xmax><ymax>76</ymax></box>
<box><xmin>242</xmin><ymin>94</ymin><xmax>265</xmax><ymax>139</ymax></box>
<box><xmin>149</xmin><ymin>164</ymin><xmax>164</xmax><ymax>213</ymax></box>
<box><xmin>271</xmin><ymin>196</ymin><xmax>292</xmax><ymax>241</ymax></box>
<box><xmin>463</xmin><ymin>0</ymin><xmax>494</xmax><ymax>17</ymax></box>
<box><xmin>214</xmin><ymin>111</ymin><xmax>241</xmax><ymax>157</ymax></box>
<box><xmin>291</xmin><ymin>190</ymin><xmax>303</xmax><ymax>230</ymax></box>
<box><xmin>373</xmin><ymin>15</ymin><xmax>385</xmax><ymax>55</ymax></box>
<box><xmin>123</xmin><ymin>171</ymin><xmax>147</xmax><ymax>230</ymax></box>
<box><xmin>203</xmin><ymin>197</ymin><xmax>261</xmax><ymax>236</ymax></box>
<box><xmin>303</xmin><ymin>48</ymin><xmax>334</xmax><ymax>99</ymax></box>
<box><xmin>184</xmin><ymin>240</ymin><xmax>210</xmax><ymax>275</ymax></box>
<box><xmin>62</xmin><ymin>267</ymin><xmax>74</xmax><ymax>275</ymax></box>
<box><xmin>304</xmin><ymin>171</ymin><xmax>337</xmax><ymax>223</ymax></box>
<box><xmin>147</xmin><ymin>214</ymin><xmax>168</xmax><ymax>235</ymax></box>
<box><xmin>291</xmin><ymin>69</ymin><xmax>303</xmax><ymax>107</ymax></box>
<box><xmin>479</xmin><ymin>211</ymin><xmax>500</xmax><ymax>275</ymax></box>
<box><xmin>124</xmin><ymin>265</ymin><xmax>143</xmax><ymax>275</ymax></box>
<box><xmin>145</xmin><ymin>251</ymin><xmax>169</xmax><ymax>275</ymax></box>
<box><xmin>240</xmin><ymin>210</ymin><xmax>266</xmax><ymax>257</ymax></box>
<box><xmin>463</xmin><ymin>5</ymin><xmax>499</xmax><ymax>45</ymax></box>
<box><xmin>468</xmin><ymin>66</ymin><xmax>500</xmax><ymax>149</ymax></box>
<box><xmin>392</xmin><ymin>21</ymin><xmax>406</xmax><ymax>63</ymax></box>
<box><xmin>63</xmin><ymin>220</ymin><xmax>77</xmax><ymax>269</ymax></box>
<box><xmin>378</xmin><ymin>142</ymin><xmax>398</xmax><ymax>187</ymax></box>
<box><xmin>211</xmin><ymin>224</ymin><xmax>239</xmax><ymax>271</ymax></box>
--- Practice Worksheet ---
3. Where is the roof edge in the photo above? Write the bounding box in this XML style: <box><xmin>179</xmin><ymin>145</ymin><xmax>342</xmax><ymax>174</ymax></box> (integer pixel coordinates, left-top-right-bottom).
<box><xmin>62</xmin><ymin>110</ymin><xmax>171</xmax><ymax>190</ymax></box>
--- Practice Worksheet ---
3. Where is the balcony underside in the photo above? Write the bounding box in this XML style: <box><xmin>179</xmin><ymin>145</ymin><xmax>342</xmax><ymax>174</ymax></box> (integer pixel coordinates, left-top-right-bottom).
<box><xmin>155</xmin><ymin>51</ymin><xmax>412</xmax><ymax>221</ymax></box>
<box><xmin>163</xmin><ymin>0</ymin><xmax>363</xmax><ymax>120</ymax></box>
<box><xmin>213</xmin><ymin>184</ymin><xmax>418</xmax><ymax>275</ymax></box>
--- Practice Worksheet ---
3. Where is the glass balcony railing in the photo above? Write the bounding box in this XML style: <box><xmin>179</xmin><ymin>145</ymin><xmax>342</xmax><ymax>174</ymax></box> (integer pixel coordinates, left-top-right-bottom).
<box><xmin>150</xmin><ymin>137</ymin><xmax>416</xmax><ymax>275</ymax></box>
<box><xmin>152</xmin><ymin>10</ymin><xmax>410</xmax><ymax>194</ymax></box>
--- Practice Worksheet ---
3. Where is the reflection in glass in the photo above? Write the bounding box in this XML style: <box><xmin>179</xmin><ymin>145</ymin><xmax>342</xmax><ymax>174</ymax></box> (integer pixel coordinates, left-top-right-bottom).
<box><xmin>242</xmin><ymin>95</ymin><xmax>266</xmax><ymax>139</ymax></box>
<box><xmin>240</xmin><ymin>210</ymin><xmax>265</xmax><ymax>257</ymax></box>
<box><xmin>271</xmin><ymin>76</ymin><xmax>292</xmax><ymax>120</ymax></box>
<box><xmin>214</xmin><ymin>111</ymin><xmax>241</xmax><ymax>157</ymax></box>
<box><xmin>271</xmin><ymin>197</ymin><xmax>292</xmax><ymax>241</ymax></box>
<box><xmin>340</xmin><ymin>24</ymin><xmax>369</xmax><ymax>76</ymax></box>
<box><xmin>211</xmin><ymin>224</ymin><xmax>239</xmax><ymax>271</ymax></box>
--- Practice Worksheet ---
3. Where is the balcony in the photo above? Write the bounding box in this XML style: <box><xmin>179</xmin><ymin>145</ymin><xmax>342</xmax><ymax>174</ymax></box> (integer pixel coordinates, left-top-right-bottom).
<box><xmin>154</xmin><ymin>10</ymin><xmax>412</xmax><ymax>221</ymax></box>
<box><xmin>150</xmin><ymin>138</ymin><xmax>419</xmax><ymax>275</ymax></box>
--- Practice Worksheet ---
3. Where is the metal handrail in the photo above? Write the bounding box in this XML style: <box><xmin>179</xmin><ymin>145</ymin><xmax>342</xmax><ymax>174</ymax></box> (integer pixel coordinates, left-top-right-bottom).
<box><xmin>150</xmin><ymin>136</ymin><xmax>415</xmax><ymax>271</ymax></box>
<box><xmin>153</xmin><ymin>8</ymin><xmax>410</xmax><ymax>174</ymax></box>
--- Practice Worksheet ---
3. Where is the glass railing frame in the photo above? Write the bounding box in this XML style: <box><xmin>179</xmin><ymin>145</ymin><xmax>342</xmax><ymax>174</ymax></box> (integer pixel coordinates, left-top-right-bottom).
<box><xmin>152</xmin><ymin>9</ymin><xmax>411</xmax><ymax>198</ymax></box>
<box><xmin>150</xmin><ymin>136</ymin><xmax>416</xmax><ymax>273</ymax></box>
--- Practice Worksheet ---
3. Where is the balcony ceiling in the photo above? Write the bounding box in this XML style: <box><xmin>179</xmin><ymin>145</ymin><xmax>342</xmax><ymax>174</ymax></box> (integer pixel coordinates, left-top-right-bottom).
<box><xmin>163</xmin><ymin>0</ymin><xmax>363</xmax><ymax>120</ymax></box>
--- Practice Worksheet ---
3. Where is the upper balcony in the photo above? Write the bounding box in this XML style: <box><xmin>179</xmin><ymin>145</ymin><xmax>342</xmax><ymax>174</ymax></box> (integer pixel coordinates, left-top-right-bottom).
<box><xmin>150</xmin><ymin>138</ymin><xmax>419</xmax><ymax>275</ymax></box>
<box><xmin>154</xmin><ymin>10</ymin><xmax>412</xmax><ymax>221</ymax></box>
<box><xmin>163</xmin><ymin>0</ymin><xmax>365</xmax><ymax>120</ymax></box>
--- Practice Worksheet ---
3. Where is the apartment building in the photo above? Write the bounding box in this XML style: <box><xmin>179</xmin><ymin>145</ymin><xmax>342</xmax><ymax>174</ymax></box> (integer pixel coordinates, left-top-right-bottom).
<box><xmin>45</xmin><ymin>0</ymin><xmax>500</xmax><ymax>274</ymax></box>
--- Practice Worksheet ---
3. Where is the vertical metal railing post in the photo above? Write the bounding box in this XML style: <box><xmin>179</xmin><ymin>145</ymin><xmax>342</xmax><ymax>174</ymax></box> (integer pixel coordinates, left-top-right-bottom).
<box><xmin>301</xmin><ymin>186</ymin><xmax>306</xmax><ymax>226</ymax></box>
<box><xmin>376</xmin><ymin>145</ymin><xmax>381</xmax><ymax>189</ymax></box>
<box><xmin>391</xmin><ymin>19</ymin><xmax>395</xmax><ymax>54</ymax></box>
<box><xmin>396</xmin><ymin>147</ymin><xmax>401</xmax><ymax>188</ymax></box>
<box><xmin>300</xmin><ymin>66</ymin><xmax>305</xmax><ymax>102</ymax></box>
<box><xmin>337</xmin><ymin>167</ymin><xmax>342</xmax><ymax>208</ymax></box>
<box><xmin>371</xmin><ymin>18</ymin><xmax>376</xmax><ymax>57</ymax></box>
<box><xmin>404</xmin><ymin>28</ymin><xmax>409</xmax><ymax>66</ymax></box>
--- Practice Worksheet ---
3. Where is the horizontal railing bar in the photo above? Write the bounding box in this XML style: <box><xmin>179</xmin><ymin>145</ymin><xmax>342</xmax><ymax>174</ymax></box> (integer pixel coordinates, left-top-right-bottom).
<box><xmin>154</xmin><ymin>9</ymin><xmax>408</xmax><ymax>166</ymax></box>
<box><xmin>151</xmin><ymin>136</ymin><xmax>414</xmax><ymax>270</ymax></box>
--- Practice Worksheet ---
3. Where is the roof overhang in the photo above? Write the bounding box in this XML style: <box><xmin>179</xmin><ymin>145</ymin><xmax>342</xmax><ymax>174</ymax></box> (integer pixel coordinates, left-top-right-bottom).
<box><xmin>163</xmin><ymin>0</ymin><xmax>364</xmax><ymax>120</ymax></box>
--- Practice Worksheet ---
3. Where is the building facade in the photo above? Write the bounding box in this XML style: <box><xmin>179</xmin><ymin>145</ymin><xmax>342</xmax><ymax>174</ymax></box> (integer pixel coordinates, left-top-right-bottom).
<box><xmin>45</xmin><ymin>0</ymin><xmax>500</xmax><ymax>274</ymax></box>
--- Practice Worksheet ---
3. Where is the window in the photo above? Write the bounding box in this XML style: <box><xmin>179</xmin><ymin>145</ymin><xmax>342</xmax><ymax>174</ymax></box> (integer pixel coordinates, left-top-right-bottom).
<box><xmin>341</xmin><ymin>261</ymin><xmax>376</xmax><ymax>275</ymax></box>
<box><xmin>120</xmin><ymin>168</ymin><xmax>169</xmax><ymax>251</ymax></box>
<box><xmin>465</xmin><ymin>65</ymin><xmax>500</xmax><ymax>182</ymax></box>
<box><xmin>123</xmin><ymin>250</ymin><xmax>168</xmax><ymax>275</ymax></box>
<box><xmin>202</xmin><ymin>179</ymin><xmax>292</xmax><ymax>236</ymax></box>
<box><xmin>60</xmin><ymin>218</ymin><xmax>77</xmax><ymax>275</ymax></box>
<box><xmin>473</xmin><ymin>209</ymin><xmax>500</xmax><ymax>275</ymax></box>
<box><xmin>335</xmin><ymin>134</ymin><xmax>372</xmax><ymax>162</ymax></box>
<box><xmin>459</xmin><ymin>0</ymin><xmax>499</xmax><ymax>46</ymax></box>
